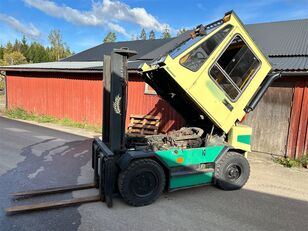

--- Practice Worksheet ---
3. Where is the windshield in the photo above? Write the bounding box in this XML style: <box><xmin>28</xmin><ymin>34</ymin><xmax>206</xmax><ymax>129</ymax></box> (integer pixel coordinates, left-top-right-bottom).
<box><xmin>179</xmin><ymin>25</ymin><xmax>234</xmax><ymax>72</ymax></box>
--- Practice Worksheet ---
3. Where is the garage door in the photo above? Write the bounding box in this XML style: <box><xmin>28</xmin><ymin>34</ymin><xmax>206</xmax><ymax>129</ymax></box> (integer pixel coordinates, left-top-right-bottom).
<box><xmin>244</xmin><ymin>83</ymin><xmax>293</xmax><ymax>156</ymax></box>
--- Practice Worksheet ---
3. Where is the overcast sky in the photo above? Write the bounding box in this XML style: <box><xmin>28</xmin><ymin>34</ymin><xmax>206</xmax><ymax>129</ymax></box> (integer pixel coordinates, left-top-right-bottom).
<box><xmin>0</xmin><ymin>0</ymin><xmax>307</xmax><ymax>52</ymax></box>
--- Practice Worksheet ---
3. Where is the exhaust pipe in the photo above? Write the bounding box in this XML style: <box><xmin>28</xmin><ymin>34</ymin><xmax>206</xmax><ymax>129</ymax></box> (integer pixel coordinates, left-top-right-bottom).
<box><xmin>245</xmin><ymin>72</ymin><xmax>281</xmax><ymax>113</ymax></box>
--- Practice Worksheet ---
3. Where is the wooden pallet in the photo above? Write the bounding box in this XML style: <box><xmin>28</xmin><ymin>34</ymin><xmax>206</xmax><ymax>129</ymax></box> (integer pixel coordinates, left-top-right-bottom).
<box><xmin>127</xmin><ymin>114</ymin><xmax>161</xmax><ymax>136</ymax></box>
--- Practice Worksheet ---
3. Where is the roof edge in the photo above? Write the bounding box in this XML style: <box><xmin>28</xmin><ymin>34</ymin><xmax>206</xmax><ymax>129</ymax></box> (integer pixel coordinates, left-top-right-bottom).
<box><xmin>0</xmin><ymin>67</ymin><xmax>140</xmax><ymax>74</ymax></box>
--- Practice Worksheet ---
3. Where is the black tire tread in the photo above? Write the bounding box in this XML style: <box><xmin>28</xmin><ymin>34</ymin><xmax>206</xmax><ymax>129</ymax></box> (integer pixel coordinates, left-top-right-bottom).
<box><xmin>215</xmin><ymin>152</ymin><xmax>250</xmax><ymax>190</ymax></box>
<box><xmin>118</xmin><ymin>159</ymin><xmax>165</xmax><ymax>206</ymax></box>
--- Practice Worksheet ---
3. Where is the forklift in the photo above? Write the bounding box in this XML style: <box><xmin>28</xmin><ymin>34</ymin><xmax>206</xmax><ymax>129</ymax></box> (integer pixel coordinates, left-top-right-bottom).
<box><xmin>6</xmin><ymin>11</ymin><xmax>280</xmax><ymax>213</ymax></box>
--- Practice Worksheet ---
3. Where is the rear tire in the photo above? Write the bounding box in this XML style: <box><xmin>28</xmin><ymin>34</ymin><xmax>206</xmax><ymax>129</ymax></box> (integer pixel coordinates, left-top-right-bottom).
<box><xmin>215</xmin><ymin>152</ymin><xmax>250</xmax><ymax>190</ymax></box>
<box><xmin>118</xmin><ymin>159</ymin><xmax>165</xmax><ymax>206</ymax></box>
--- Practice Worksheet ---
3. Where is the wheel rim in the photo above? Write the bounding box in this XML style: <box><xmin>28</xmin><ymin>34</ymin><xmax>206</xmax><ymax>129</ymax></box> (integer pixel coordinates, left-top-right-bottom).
<box><xmin>131</xmin><ymin>170</ymin><xmax>158</xmax><ymax>197</ymax></box>
<box><xmin>226</xmin><ymin>164</ymin><xmax>242</xmax><ymax>181</ymax></box>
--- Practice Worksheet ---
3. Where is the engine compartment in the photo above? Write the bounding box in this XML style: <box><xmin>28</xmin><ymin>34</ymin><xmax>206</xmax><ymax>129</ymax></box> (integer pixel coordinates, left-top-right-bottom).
<box><xmin>126</xmin><ymin>127</ymin><xmax>226</xmax><ymax>151</ymax></box>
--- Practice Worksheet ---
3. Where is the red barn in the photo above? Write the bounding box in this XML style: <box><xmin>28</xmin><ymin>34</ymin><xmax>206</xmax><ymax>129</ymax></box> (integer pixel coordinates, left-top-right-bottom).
<box><xmin>1</xmin><ymin>19</ymin><xmax>308</xmax><ymax>159</ymax></box>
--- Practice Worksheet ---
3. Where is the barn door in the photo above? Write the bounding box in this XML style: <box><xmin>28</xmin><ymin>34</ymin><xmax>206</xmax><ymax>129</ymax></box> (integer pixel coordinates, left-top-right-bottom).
<box><xmin>244</xmin><ymin>82</ymin><xmax>293</xmax><ymax>156</ymax></box>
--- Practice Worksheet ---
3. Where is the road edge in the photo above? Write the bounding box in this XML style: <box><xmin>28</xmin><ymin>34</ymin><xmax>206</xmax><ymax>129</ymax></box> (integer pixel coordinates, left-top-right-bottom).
<box><xmin>0</xmin><ymin>115</ymin><xmax>101</xmax><ymax>139</ymax></box>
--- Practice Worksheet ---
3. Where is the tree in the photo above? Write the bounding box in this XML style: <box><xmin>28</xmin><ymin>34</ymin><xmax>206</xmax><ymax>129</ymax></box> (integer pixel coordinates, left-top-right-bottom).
<box><xmin>3</xmin><ymin>51</ymin><xmax>27</xmax><ymax>65</ymax></box>
<box><xmin>177</xmin><ymin>28</ymin><xmax>187</xmax><ymax>36</ymax></box>
<box><xmin>27</xmin><ymin>42</ymin><xmax>50</xmax><ymax>63</ymax></box>
<box><xmin>13</xmin><ymin>39</ymin><xmax>22</xmax><ymax>52</ymax></box>
<box><xmin>48</xmin><ymin>29</ymin><xmax>72</xmax><ymax>61</ymax></box>
<box><xmin>20</xmin><ymin>36</ymin><xmax>29</xmax><ymax>56</ymax></box>
<box><xmin>162</xmin><ymin>26</ymin><xmax>171</xmax><ymax>39</ymax></box>
<box><xmin>0</xmin><ymin>59</ymin><xmax>6</xmax><ymax>66</ymax></box>
<box><xmin>139</xmin><ymin>28</ymin><xmax>146</xmax><ymax>40</ymax></box>
<box><xmin>149</xmin><ymin>30</ymin><xmax>156</xmax><ymax>40</ymax></box>
<box><xmin>103</xmin><ymin>32</ymin><xmax>117</xmax><ymax>43</ymax></box>
<box><xmin>0</xmin><ymin>32</ymin><xmax>72</xmax><ymax>65</ymax></box>
<box><xmin>5</xmin><ymin>42</ymin><xmax>14</xmax><ymax>53</ymax></box>
<box><xmin>0</xmin><ymin>46</ymin><xmax>4</xmax><ymax>60</ymax></box>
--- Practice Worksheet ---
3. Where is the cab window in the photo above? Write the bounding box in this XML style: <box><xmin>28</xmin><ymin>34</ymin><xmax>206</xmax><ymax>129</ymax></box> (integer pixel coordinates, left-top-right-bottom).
<box><xmin>180</xmin><ymin>25</ymin><xmax>233</xmax><ymax>72</ymax></box>
<box><xmin>209</xmin><ymin>35</ymin><xmax>260</xmax><ymax>100</ymax></box>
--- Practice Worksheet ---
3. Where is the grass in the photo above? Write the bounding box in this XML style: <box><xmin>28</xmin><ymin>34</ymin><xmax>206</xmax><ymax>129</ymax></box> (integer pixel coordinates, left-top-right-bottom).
<box><xmin>4</xmin><ymin>107</ymin><xmax>102</xmax><ymax>133</ymax></box>
<box><xmin>273</xmin><ymin>156</ymin><xmax>308</xmax><ymax>168</ymax></box>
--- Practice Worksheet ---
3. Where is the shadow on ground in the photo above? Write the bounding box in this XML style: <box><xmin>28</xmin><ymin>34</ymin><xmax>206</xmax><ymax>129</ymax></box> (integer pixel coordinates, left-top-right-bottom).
<box><xmin>0</xmin><ymin>138</ymin><xmax>92</xmax><ymax>231</ymax></box>
<box><xmin>75</xmin><ymin>182</ymin><xmax>308</xmax><ymax>231</ymax></box>
<box><xmin>1</xmin><ymin>135</ymin><xmax>307</xmax><ymax>231</ymax></box>
<box><xmin>75</xmin><ymin>157</ymin><xmax>308</xmax><ymax>231</ymax></box>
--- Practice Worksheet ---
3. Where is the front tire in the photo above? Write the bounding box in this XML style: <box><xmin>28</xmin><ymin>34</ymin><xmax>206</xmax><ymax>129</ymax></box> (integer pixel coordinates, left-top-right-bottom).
<box><xmin>215</xmin><ymin>152</ymin><xmax>250</xmax><ymax>190</ymax></box>
<box><xmin>118</xmin><ymin>159</ymin><xmax>165</xmax><ymax>206</ymax></box>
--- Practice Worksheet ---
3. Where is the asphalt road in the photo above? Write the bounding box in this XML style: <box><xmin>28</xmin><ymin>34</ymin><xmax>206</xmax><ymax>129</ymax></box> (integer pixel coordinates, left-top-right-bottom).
<box><xmin>1</xmin><ymin>116</ymin><xmax>308</xmax><ymax>231</ymax></box>
<box><xmin>0</xmin><ymin>116</ymin><xmax>92</xmax><ymax>230</ymax></box>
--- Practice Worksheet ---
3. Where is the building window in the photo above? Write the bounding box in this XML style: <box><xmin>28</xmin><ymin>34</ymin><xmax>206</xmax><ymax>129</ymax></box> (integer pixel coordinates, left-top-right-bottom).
<box><xmin>209</xmin><ymin>35</ymin><xmax>260</xmax><ymax>100</ymax></box>
<box><xmin>180</xmin><ymin>25</ymin><xmax>233</xmax><ymax>72</ymax></box>
<box><xmin>144</xmin><ymin>83</ymin><xmax>157</xmax><ymax>95</ymax></box>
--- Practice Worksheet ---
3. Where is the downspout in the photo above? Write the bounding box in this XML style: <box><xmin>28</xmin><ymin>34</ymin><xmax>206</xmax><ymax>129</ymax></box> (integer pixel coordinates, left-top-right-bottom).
<box><xmin>244</xmin><ymin>70</ymin><xmax>308</xmax><ymax>113</ymax></box>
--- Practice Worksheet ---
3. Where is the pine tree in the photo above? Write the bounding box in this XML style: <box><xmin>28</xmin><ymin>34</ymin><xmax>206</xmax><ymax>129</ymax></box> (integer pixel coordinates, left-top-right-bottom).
<box><xmin>162</xmin><ymin>26</ymin><xmax>171</xmax><ymax>39</ymax></box>
<box><xmin>103</xmin><ymin>32</ymin><xmax>117</xmax><ymax>43</ymax></box>
<box><xmin>149</xmin><ymin>30</ymin><xmax>156</xmax><ymax>40</ymax></box>
<box><xmin>177</xmin><ymin>28</ymin><xmax>187</xmax><ymax>36</ymax></box>
<box><xmin>139</xmin><ymin>28</ymin><xmax>146</xmax><ymax>40</ymax></box>
<box><xmin>5</xmin><ymin>42</ymin><xmax>14</xmax><ymax>53</ymax></box>
<box><xmin>27</xmin><ymin>42</ymin><xmax>50</xmax><ymax>63</ymax></box>
<box><xmin>20</xmin><ymin>36</ymin><xmax>29</xmax><ymax>58</ymax></box>
<box><xmin>13</xmin><ymin>39</ymin><xmax>22</xmax><ymax>52</ymax></box>
<box><xmin>0</xmin><ymin>46</ymin><xmax>4</xmax><ymax>60</ymax></box>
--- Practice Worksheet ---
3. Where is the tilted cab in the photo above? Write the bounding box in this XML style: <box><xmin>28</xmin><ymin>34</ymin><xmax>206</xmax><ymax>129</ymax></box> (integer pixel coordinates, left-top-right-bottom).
<box><xmin>142</xmin><ymin>12</ymin><xmax>272</xmax><ymax>134</ymax></box>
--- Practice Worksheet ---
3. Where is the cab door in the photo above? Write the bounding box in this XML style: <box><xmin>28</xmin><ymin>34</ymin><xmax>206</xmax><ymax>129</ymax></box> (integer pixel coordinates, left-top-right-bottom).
<box><xmin>187</xmin><ymin>24</ymin><xmax>264</xmax><ymax>132</ymax></box>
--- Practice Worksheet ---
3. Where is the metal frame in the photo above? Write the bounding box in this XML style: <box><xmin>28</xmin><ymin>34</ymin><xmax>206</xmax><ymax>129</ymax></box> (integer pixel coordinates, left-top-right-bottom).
<box><xmin>208</xmin><ymin>33</ymin><xmax>262</xmax><ymax>102</ymax></box>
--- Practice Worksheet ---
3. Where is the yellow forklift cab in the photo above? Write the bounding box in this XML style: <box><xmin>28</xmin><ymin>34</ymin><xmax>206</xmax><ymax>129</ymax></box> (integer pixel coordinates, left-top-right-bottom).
<box><xmin>142</xmin><ymin>11</ymin><xmax>272</xmax><ymax>135</ymax></box>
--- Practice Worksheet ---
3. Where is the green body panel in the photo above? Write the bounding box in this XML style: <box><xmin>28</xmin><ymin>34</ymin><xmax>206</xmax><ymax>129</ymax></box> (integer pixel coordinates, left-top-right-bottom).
<box><xmin>170</xmin><ymin>172</ymin><xmax>213</xmax><ymax>189</ymax></box>
<box><xmin>155</xmin><ymin>146</ymin><xmax>225</xmax><ymax>189</ymax></box>
<box><xmin>237</xmin><ymin>135</ymin><xmax>251</xmax><ymax>145</ymax></box>
<box><xmin>155</xmin><ymin>146</ymin><xmax>224</xmax><ymax>167</ymax></box>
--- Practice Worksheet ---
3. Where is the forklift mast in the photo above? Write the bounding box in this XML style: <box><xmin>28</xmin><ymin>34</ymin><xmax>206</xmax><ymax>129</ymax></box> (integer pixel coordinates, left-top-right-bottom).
<box><xmin>102</xmin><ymin>49</ymin><xmax>137</xmax><ymax>153</ymax></box>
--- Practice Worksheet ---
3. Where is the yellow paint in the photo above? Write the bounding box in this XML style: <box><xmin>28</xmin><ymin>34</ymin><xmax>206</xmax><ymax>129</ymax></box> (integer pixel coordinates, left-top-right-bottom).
<box><xmin>142</xmin><ymin>12</ymin><xmax>272</xmax><ymax>134</ymax></box>
<box><xmin>228</xmin><ymin>124</ymin><xmax>252</xmax><ymax>152</ymax></box>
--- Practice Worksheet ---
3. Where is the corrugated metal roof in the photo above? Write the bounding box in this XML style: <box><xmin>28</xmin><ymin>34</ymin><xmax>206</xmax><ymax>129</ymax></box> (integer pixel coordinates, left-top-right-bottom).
<box><xmin>269</xmin><ymin>56</ymin><xmax>308</xmax><ymax>71</ymax></box>
<box><xmin>244</xmin><ymin>19</ymin><xmax>308</xmax><ymax>72</ymax></box>
<box><xmin>138</xmin><ymin>30</ymin><xmax>193</xmax><ymax>60</ymax></box>
<box><xmin>63</xmin><ymin>38</ymin><xmax>172</xmax><ymax>62</ymax></box>
<box><xmin>246</xmin><ymin>19</ymin><xmax>308</xmax><ymax>56</ymax></box>
<box><xmin>5</xmin><ymin>61</ymin><xmax>103</xmax><ymax>69</ymax></box>
<box><xmin>0</xmin><ymin>60</ymin><xmax>145</xmax><ymax>72</ymax></box>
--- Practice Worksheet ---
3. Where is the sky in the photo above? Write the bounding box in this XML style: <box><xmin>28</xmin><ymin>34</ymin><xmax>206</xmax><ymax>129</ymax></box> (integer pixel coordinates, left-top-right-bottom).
<box><xmin>0</xmin><ymin>0</ymin><xmax>308</xmax><ymax>53</ymax></box>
